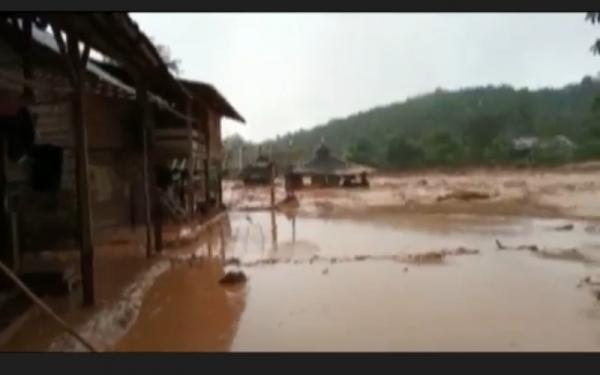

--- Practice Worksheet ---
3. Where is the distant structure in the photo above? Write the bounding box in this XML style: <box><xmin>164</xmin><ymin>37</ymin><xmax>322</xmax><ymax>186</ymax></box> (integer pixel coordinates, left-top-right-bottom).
<box><xmin>511</xmin><ymin>135</ymin><xmax>577</xmax><ymax>163</ymax></box>
<box><xmin>511</xmin><ymin>136</ymin><xmax>539</xmax><ymax>161</ymax></box>
<box><xmin>239</xmin><ymin>148</ymin><xmax>274</xmax><ymax>186</ymax></box>
<box><xmin>287</xmin><ymin>140</ymin><xmax>374</xmax><ymax>189</ymax></box>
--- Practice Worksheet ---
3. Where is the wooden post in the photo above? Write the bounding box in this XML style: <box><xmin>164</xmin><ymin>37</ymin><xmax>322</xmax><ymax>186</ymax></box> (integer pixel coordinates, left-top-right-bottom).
<box><xmin>136</xmin><ymin>83</ymin><xmax>154</xmax><ymax>258</ymax></box>
<box><xmin>185</xmin><ymin>99</ymin><xmax>194</xmax><ymax>220</ymax></box>
<box><xmin>217</xmin><ymin>164</ymin><xmax>223</xmax><ymax>208</ymax></box>
<box><xmin>219</xmin><ymin>225</ymin><xmax>225</xmax><ymax>260</ymax></box>
<box><xmin>270</xmin><ymin>207</ymin><xmax>277</xmax><ymax>251</ymax></box>
<box><xmin>270</xmin><ymin>164</ymin><xmax>275</xmax><ymax>209</ymax></box>
<box><xmin>204</xmin><ymin>114</ymin><xmax>211</xmax><ymax>208</ymax></box>
<box><xmin>0</xmin><ymin>138</ymin><xmax>14</xmax><ymax>269</ymax></box>
<box><xmin>67</xmin><ymin>36</ymin><xmax>95</xmax><ymax>307</ymax></box>
<box><xmin>292</xmin><ymin>215</ymin><xmax>296</xmax><ymax>244</ymax></box>
<box><xmin>21</xmin><ymin>17</ymin><xmax>34</xmax><ymax>102</ymax></box>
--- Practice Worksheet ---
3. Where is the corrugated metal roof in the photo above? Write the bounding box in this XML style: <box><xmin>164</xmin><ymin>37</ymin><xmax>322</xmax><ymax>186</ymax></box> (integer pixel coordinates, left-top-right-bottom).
<box><xmin>30</xmin><ymin>26</ymin><xmax>194</xmax><ymax>123</ymax></box>
<box><xmin>180</xmin><ymin>79</ymin><xmax>245</xmax><ymax>124</ymax></box>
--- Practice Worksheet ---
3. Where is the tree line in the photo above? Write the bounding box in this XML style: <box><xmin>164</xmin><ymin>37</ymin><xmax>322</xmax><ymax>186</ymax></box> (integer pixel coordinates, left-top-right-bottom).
<box><xmin>224</xmin><ymin>76</ymin><xmax>600</xmax><ymax>171</ymax></box>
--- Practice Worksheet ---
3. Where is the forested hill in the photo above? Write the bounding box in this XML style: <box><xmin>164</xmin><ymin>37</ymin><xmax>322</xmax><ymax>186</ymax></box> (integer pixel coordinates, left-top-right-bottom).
<box><xmin>225</xmin><ymin>75</ymin><xmax>600</xmax><ymax>170</ymax></box>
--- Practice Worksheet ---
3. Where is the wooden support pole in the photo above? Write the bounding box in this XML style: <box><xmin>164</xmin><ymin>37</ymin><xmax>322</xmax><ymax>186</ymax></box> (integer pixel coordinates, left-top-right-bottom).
<box><xmin>0</xmin><ymin>138</ymin><xmax>14</xmax><ymax>269</ymax></box>
<box><xmin>0</xmin><ymin>259</ymin><xmax>99</xmax><ymax>352</ymax></box>
<box><xmin>204</xmin><ymin>114</ymin><xmax>211</xmax><ymax>208</ymax></box>
<box><xmin>21</xmin><ymin>17</ymin><xmax>34</xmax><ymax>101</ymax></box>
<box><xmin>292</xmin><ymin>215</ymin><xmax>296</xmax><ymax>244</ymax></box>
<box><xmin>186</xmin><ymin>99</ymin><xmax>194</xmax><ymax>220</ymax></box>
<box><xmin>65</xmin><ymin>34</ymin><xmax>95</xmax><ymax>307</ymax></box>
<box><xmin>270</xmin><ymin>164</ymin><xmax>275</xmax><ymax>209</ymax></box>
<box><xmin>218</xmin><ymin>164</ymin><xmax>223</xmax><ymax>208</ymax></box>
<box><xmin>136</xmin><ymin>83</ymin><xmax>154</xmax><ymax>258</ymax></box>
<box><xmin>270</xmin><ymin>207</ymin><xmax>277</xmax><ymax>252</ymax></box>
<box><xmin>204</xmin><ymin>159</ymin><xmax>210</xmax><ymax>207</ymax></box>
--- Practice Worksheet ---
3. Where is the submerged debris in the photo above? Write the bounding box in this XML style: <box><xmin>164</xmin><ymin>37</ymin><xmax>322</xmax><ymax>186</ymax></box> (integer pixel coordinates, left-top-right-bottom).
<box><xmin>585</xmin><ymin>224</ymin><xmax>600</xmax><ymax>234</ymax></box>
<box><xmin>551</xmin><ymin>224</ymin><xmax>574</xmax><ymax>231</ymax></box>
<box><xmin>436</xmin><ymin>190</ymin><xmax>492</xmax><ymax>202</ymax></box>
<box><xmin>443</xmin><ymin>247</ymin><xmax>479</xmax><ymax>256</ymax></box>
<box><xmin>407</xmin><ymin>251</ymin><xmax>446</xmax><ymax>264</ymax></box>
<box><xmin>496</xmin><ymin>240</ymin><xmax>591</xmax><ymax>263</ymax></box>
<box><xmin>219</xmin><ymin>271</ymin><xmax>248</xmax><ymax>285</ymax></box>
<box><xmin>534</xmin><ymin>248</ymin><xmax>586</xmax><ymax>262</ymax></box>
<box><xmin>322</xmin><ymin>268</ymin><xmax>329</xmax><ymax>275</ymax></box>
<box><xmin>495</xmin><ymin>239</ymin><xmax>538</xmax><ymax>251</ymax></box>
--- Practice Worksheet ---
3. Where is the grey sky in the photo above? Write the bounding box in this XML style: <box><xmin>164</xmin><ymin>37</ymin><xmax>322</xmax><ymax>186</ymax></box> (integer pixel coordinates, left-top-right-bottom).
<box><xmin>131</xmin><ymin>13</ymin><xmax>600</xmax><ymax>142</ymax></box>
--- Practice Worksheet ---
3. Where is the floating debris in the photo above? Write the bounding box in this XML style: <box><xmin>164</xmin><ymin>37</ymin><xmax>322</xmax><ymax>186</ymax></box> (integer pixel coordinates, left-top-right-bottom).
<box><xmin>444</xmin><ymin>247</ymin><xmax>479</xmax><ymax>256</ymax></box>
<box><xmin>219</xmin><ymin>271</ymin><xmax>248</xmax><ymax>285</ymax></box>
<box><xmin>534</xmin><ymin>248</ymin><xmax>587</xmax><ymax>263</ymax></box>
<box><xmin>407</xmin><ymin>251</ymin><xmax>445</xmax><ymax>264</ymax></box>
<box><xmin>168</xmin><ymin>247</ymin><xmax>480</xmax><ymax>270</ymax></box>
<box><xmin>585</xmin><ymin>224</ymin><xmax>600</xmax><ymax>234</ymax></box>
<box><xmin>495</xmin><ymin>239</ymin><xmax>538</xmax><ymax>251</ymax></box>
<box><xmin>436</xmin><ymin>190</ymin><xmax>492</xmax><ymax>202</ymax></box>
<box><xmin>551</xmin><ymin>224</ymin><xmax>574</xmax><ymax>231</ymax></box>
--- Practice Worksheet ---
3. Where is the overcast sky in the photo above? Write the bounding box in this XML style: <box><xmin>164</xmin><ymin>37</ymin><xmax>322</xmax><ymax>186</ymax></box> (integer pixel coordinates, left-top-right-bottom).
<box><xmin>131</xmin><ymin>13</ymin><xmax>600</xmax><ymax>142</ymax></box>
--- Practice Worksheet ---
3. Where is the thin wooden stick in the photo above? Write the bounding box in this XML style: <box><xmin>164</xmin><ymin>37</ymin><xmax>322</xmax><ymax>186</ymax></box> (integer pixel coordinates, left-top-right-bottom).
<box><xmin>0</xmin><ymin>259</ymin><xmax>99</xmax><ymax>352</ymax></box>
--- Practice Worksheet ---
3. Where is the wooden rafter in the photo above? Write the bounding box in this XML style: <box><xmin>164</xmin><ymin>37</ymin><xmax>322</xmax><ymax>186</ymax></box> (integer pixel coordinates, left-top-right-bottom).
<box><xmin>50</xmin><ymin>23</ymin><xmax>76</xmax><ymax>83</ymax></box>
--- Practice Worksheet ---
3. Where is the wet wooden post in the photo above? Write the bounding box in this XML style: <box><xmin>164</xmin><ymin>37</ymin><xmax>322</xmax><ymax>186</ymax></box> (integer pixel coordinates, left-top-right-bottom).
<box><xmin>270</xmin><ymin>208</ymin><xmax>278</xmax><ymax>252</ymax></box>
<box><xmin>154</xmin><ymin>203</ymin><xmax>163</xmax><ymax>254</ymax></box>
<box><xmin>292</xmin><ymin>215</ymin><xmax>296</xmax><ymax>244</ymax></box>
<box><xmin>136</xmin><ymin>81</ymin><xmax>154</xmax><ymax>258</ymax></box>
<box><xmin>207</xmin><ymin>225</ymin><xmax>213</xmax><ymax>257</ymax></box>
<box><xmin>204</xmin><ymin>113</ymin><xmax>211</xmax><ymax>209</ymax></box>
<box><xmin>0</xmin><ymin>138</ymin><xmax>12</xmax><ymax>269</ymax></box>
<box><xmin>219</xmin><ymin>224</ymin><xmax>225</xmax><ymax>260</ymax></box>
<box><xmin>186</xmin><ymin>98</ymin><xmax>194</xmax><ymax>220</ymax></box>
<box><xmin>270</xmin><ymin>163</ymin><xmax>275</xmax><ymax>209</ymax></box>
<box><xmin>217</xmin><ymin>164</ymin><xmax>223</xmax><ymax>208</ymax></box>
<box><xmin>65</xmin><ymin>34</ymin><xmax>95</xmax><ymax>307</ymax></box>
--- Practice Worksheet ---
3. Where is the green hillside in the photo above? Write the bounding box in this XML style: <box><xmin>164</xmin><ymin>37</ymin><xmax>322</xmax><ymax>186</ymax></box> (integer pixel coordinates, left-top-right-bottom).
<box><xmin>225</xmin><ymin>75</ymin><xmax>600</xmax><ymax>171</ymax></box>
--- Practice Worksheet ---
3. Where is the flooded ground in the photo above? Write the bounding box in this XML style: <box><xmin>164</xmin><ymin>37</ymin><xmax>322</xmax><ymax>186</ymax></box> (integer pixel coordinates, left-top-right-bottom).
<box><xmin>113</xmin><ymin>209</ymin><xmax>600</xmax><ymax>351</ymax></box>
<box><xmin>4</xmin><ymin>166</ymin><xmax>600</xmax><ymax>351</ymax></box>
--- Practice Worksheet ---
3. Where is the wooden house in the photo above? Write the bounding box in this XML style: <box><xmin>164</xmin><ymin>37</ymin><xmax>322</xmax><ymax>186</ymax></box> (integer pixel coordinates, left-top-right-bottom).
<box><xmin>0</xmin><ymin>13</ymin><xmax>194</xmax><ymax>306</ymax></box>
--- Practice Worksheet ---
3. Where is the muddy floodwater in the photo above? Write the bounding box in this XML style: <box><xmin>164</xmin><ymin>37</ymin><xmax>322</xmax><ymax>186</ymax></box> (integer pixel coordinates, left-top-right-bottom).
<box><xmin>108</xmin><ymin>209</ymin><xmax>600</xmax><ymax>352</ymax></box>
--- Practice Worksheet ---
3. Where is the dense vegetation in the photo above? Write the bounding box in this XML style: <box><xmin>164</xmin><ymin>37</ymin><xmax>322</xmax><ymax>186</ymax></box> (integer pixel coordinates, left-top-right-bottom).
<box><xmin>225</xmin><ymin>75</ymin><xmax>600</xmax><ymax>171</ymax></box>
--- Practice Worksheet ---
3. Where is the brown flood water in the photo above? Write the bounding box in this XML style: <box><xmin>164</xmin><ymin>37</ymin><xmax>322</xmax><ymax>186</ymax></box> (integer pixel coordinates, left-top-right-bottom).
<box><xmin>109</xmin><ymin>210</ymin><xmax>600</xmax><ymax>351</ymax></box>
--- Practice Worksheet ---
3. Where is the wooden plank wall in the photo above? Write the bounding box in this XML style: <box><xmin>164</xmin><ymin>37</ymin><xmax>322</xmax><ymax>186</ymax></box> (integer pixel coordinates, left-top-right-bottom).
<box><xmin>0</xmin><ymin>58</ymin><xmax>145</xmax><ymax>251</ymax></box>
